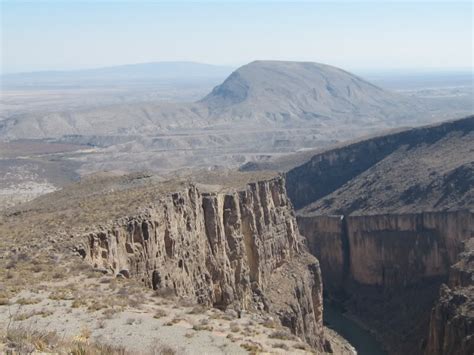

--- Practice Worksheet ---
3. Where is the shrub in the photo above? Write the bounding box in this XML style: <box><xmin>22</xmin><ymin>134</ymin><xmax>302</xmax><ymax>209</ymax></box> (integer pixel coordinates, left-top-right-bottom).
<box><xmin>155</xmin><ymin>344</ymin><xmax>177</xmax><ymax>355</ymax></box>
<box><xmin>187</xmin><ymin>305</ymin><xmax>206</xmax><ymax>314</ymax></box>
<box><xmin>153</xmin><ymin>309</ymin><xmax>168</xmax><ymax>319</ymax></box>
<box><xmin>16</xmin><ymin>297</ymin><xmax>40</xmax><ymax>305</ymax></box>
<box><xmin>269</xmin><ymin>330</ymin><xmax>297</xmax><ymax>341</ymax></box>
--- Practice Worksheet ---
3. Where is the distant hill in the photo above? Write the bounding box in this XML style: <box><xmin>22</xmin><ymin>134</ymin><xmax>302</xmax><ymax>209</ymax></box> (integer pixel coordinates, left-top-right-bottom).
<box><xmin>201</xmin><ymin>60</ymin><xmax>422</xmax><ymax>125</ymax></box>
<box><xmin>1</xmin><ymin>61</ymin><xmax>234</xmax><ymax>88</ymax></box>
<box><xmin>285</xmin><ymin>115</ymin><xmax>474</xmax><ymax>214</ymax></box>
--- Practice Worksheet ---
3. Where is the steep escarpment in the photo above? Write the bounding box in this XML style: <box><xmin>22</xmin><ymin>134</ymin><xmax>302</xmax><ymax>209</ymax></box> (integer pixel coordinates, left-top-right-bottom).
<box><xmin>426</xmin><ymin>238</ymin><xmax>474</xmax><ymax>355</ymax></box>
<box><xmin>297</xmin><ymin>210</ymin><xmax>473</xmax><ymax>354</ymax></box>
<box><xmin>298</xmin><ymin>211</ymin><xmax>472</xmax><ymax>293</ymax></box>
<box><xmin>287</xmin><ymin>115</ymin><xmax>473</xmax><ymax>211</ymax></box>
<box><xmin>297</xmin><ymin>215</ymin><xmax>347</xmax><ymax>295</ymax></box>
<box><xmin>76</xmin><ymin>177</ymin><xmax>325</xmax><ymax>349</ymax></box>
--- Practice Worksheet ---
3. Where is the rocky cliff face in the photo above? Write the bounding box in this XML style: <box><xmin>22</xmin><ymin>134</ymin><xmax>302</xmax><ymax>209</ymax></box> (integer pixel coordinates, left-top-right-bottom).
<box><xmin>426</xmin><ymin>238</ymin><xmax>474</xmax><ymax>355</ymax></box>
<box><xmin>77</xmin><ymin>177</ymin><xmax>325</xmax><ymax>349</ymax></box>
<box><xmin>297</xmin><ymin>210</ymin><xmax>474</xmax><ymax>354</ymax></box>
<box><xmin>297</xmin><ymin>215</ymin><xmax>346</xmax><ymax>295</ymax></box>
<box><xmin>345</xmin><ymin>211</ymin><xmax>471</xmax><ymax>288</ymax></box>
<box><xmin>299</xmin><ymin>211</ymin><xmax>472</xmax><ymax>290</ymax></box>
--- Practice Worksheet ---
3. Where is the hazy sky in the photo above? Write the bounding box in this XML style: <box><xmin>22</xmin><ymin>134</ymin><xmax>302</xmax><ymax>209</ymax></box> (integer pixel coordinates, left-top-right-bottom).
<box><xmin>1</xmin><ymin>1</ymin><xmax>472</xmax><ymax>74</ymax></box>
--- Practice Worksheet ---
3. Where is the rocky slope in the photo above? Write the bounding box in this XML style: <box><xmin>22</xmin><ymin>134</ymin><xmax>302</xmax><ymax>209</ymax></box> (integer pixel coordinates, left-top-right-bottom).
<box><xmin>0</xmin><ymin>171</ymin><xmax>343</xmax><ymax>353</ymax></box>
<box><xmin>287</xmin><ymin>115</ymin><xmax>474</xmax><ymax>211</ymax></box>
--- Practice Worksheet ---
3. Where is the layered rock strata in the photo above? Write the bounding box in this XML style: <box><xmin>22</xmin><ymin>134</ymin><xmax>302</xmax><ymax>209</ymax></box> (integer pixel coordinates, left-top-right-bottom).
<box><xmin>77</xmin><ymin>177</ymin><xmax>325</xmax><ymax>349</ymax></box>
<box><xmin>297</xmin><ymin>210</ymin><xmax>473</xmax><ymax>354</ymax></box>
<box><xmin>426</xmin><ymin>238</ymin><xmax>474</xmax><ymax>355</ymax></box>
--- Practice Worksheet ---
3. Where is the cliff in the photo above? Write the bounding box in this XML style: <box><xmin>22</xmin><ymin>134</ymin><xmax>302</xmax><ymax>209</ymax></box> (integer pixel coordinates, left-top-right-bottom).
<box><xmin>426</xmin><ymin>238</ymin><xmax>474</xmax><ymax>355</ymax></box>
<box><xmin>76</xmin><ymin>177</ymin><xmax>325</xmax><ymax>349</ymax></box>
<box><xmin>297</xmin><ymin>210</ymin><xmax>474</xmax><ymax>354</ymax></box>
<box><xmin>297</xmin><ymin>215</ymin><xmax>346</xmax><ymax>295</ymax></box>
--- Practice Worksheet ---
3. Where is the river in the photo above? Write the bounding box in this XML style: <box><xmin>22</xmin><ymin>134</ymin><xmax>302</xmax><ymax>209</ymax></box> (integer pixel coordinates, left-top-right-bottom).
<box><xmin>324</xmin><ymin>302</ymin><xmax>387</xmax><ymax>355</ymax></box>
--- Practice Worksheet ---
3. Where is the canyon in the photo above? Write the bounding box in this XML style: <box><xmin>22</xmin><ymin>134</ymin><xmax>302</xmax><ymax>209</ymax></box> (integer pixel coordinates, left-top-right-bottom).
<box><xmin>0</xmin><ymin>61</ymin><xmax>472</xmax><ymax>354</ymax></box>
<box><xmin>0</xmin><ymin>116</ymin><xmax>472</xmax><ymax>354</ymax></box>
<box><xmin>298</xmin><ymin>211</ymin><xmax>473</xmax><ymax>354</ymax></box>
<box><xmin>281</xmin><ymin>116</ymin><xmax>473</xmax><ymax>354</ymax></box>
<box><xmin>0</xmin><ymin>172</ymin><xmax>356</xmax><ymax>353</ymax></box>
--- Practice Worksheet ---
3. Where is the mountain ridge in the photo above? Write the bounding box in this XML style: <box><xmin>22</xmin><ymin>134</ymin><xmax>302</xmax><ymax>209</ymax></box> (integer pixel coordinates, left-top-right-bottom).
<box><xmin>285</xmin><ymin>115</ymin><xmax>474</xmax><ymax>214</ymax></box>
<box><xmin>1</xmin><ymin>61</ymin><xmax>234</xmax><ymax>83</ymax></box>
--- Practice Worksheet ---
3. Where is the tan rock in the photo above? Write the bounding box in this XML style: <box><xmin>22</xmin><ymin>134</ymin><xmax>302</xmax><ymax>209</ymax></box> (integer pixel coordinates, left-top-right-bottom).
<box><xmin>78</xmin><ymin>176</ymin><xmax>325</xmax><ymax>350</ymax></box>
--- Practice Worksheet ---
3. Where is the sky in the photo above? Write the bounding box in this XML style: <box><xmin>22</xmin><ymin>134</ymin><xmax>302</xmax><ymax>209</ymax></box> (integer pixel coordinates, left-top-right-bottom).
<box><xmin>1</xmin><ymin>1</ymin><xmax>472</xmax><ymax>74</ymax></box>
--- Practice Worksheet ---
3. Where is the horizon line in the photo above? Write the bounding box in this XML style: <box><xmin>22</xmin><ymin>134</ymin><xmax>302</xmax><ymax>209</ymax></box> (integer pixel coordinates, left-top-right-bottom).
<box><xmin>2</xmin><ymin>60</ymin><xmax>473</xmax><ymax>76</ymax></box>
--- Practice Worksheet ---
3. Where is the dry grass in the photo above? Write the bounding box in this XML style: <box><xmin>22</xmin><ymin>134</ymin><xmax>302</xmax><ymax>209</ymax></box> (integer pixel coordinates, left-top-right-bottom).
<box><xmin>261</xmin><ymin>318</ymin><xmax>279</xmax><ymax>328</ymax></box>
<box><xmin>154</xmin><ymin>287</ymin><xmax>176</xmax><ymax>299</ymax></box>
<box><xmin>13</xmin><ymin>309</ymin><xmax>53</xmax><ymax>321</ymax></box>
<box><xmin>272</xmin><ymin>342</ymin><xmax>290</xmax><ymax>350</ymax></box>
<box><xmin>2</xmin><ymin>327</ymin><xmax>127</xmax><ymax>354</ymax></box>
<box><xmin>293</xmin><ymin>342</ymin><xmax>312</xmax><ymax>351</ymax></box>
<box><xmin>187</xmin><ymin>305</ymin><xmax>206</xmax><ymax>314</ymax></box>
<box><xmin>16</xmin><ymin>297</ymin><xmax>41</xmax><ymax>305</ymax></box>
<box><xmin>229</xmin><ymin>322</ymin><xmax>240</xmax><ymax>333</ymax></box>
<box><xmin>0</xmin><ymin>297</ymin><xmax>10</xmax><ymax>306</ymax></box>
<box><xmin>155</xmin><ymin>344</ymin><xmax>178</xmax><ymax>355</ymax></box>
<box><xmin>153</xmin><ymin>309</ymin><xmax>168</xmax><ymax>319</ymax></box>
<box><xmin>49</xmin><ymin>289</ymin><xmax>74</xmax><ymax>301</ymax></box>
<box><xmin>102</xmin><ymin>308</ymin><xmax>119</xmax><ymax>319</ymax></box>
<box><xmin>269</xmin><ymin>330</ymin><xmax>298</xmax><ymax>341</ymax></box>
<box><xmin>125</xmin><ymin>318</ymin><xmax>137</xmax><ymax>325</ymax></box>
<box><xmin>164</xmin><ymin>316</ymin><xmax>185</xmax><ymax>326</ymax></box>
<box><xmin>240</xmin><ymin>341</ymin><xmax>262</xmax><ymax>354</ymax></box>
<box><xmin>192</xmin><ymin>324</ymin><xmax>214</xmax><ymax>332</ymax></box>
<box><xmin>87</xmin><ymin>300</ymin><xmax>109</xmax><ymax>312</ymax></box>
<box><xmin>192</xmin><ymin>318</ymin><xmax>213</xmax><ymax>332</ymax></box>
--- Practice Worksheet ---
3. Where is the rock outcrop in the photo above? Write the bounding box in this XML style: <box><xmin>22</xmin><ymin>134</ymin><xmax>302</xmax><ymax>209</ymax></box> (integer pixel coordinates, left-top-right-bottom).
<box><xmin>77</xmin><ymin>177</ymin><xmax>325</xmax><ymax>349</ymax></box>
<box><xmin>298</xmin><ymin>211</ymin><xmax>472</xmax><ymax>290</ymax></box>
<box><xmin>297</xmin><ymin>210</ymin><xmax>474</xmax><ymax>354</ymax></box>
<box><xmin>426</xmin><ymin>238</ymin><xmax>474</xmax><ymax>355</ymax></box>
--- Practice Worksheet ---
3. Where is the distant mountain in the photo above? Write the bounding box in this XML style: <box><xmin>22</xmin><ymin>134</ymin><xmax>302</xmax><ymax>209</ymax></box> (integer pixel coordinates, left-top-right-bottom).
<box><xmin>286</xmin><ymin>115</ymin><xmax>474</xmax><ymax>213</ymax></box>
<box><xmin>0</xmin><ymin>60</ymin><xmax>465</xmax><ymax>140</ymax></box>
<box><xmin>201</xmin><ymin>60</ymin><xmax>421</xmax><ymax>125</ymax></box>
<box><xmin>1</xmin><ymin>61</ymin><xmax>234</xmax><ymax>88</ymax></box>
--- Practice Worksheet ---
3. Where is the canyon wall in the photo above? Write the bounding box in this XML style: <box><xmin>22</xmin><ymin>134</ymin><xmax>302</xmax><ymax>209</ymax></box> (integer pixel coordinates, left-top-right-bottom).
<box><xmin>298</xmin><ymin>211</ymin><xmax>472</xmax><ymax>289</ymax></box>
<box><xmin>297</xmin><ymin>215</ymin><xmax>346</xmax><ymax>294</ymax></box>
<box><xmin>76</xmin><ymin>177</ymin><xmax>325</xmax><ymax>349</ymax></box>
<box><xmin>426</xmin><ymin>238</ymin><xmax>474</xmax><ymax>355</ymax></box>
<box><xmin>346</xmin><ymin>211</ymin><xmax>471</xmax><ymax>288</ymax></box>
<box><xmin>297</xmin><ymin>210</ymin><xmax>474</xmax><ymax>354</ymax></box>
